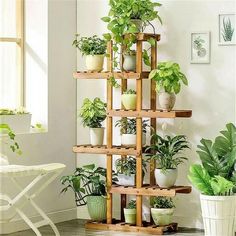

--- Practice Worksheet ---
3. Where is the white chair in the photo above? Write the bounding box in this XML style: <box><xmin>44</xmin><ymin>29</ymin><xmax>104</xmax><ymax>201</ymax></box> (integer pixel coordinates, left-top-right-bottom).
<box><xmin>0</xmin><ymin>163</ymin><xmax>66</xmax><ymax>236</ymax></box>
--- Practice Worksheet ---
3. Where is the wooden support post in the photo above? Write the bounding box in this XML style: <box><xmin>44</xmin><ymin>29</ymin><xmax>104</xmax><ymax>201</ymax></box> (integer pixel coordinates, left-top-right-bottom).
<box><xmin>136</xmin><ymin>40</ymin><xmax>143</xmax><ymax>227</ymax></box>
<box><xmin>106</xmin><ymin>41</ymin><xmax>113</xmax><ymax>224</ymax></box>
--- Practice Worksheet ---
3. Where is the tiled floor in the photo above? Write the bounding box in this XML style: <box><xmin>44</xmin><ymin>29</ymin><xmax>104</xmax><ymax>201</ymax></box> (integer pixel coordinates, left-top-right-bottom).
<box><xmin>3</xmin><ymin>220</ymin><xmax>204</xmax><ymax>236</ymax></box>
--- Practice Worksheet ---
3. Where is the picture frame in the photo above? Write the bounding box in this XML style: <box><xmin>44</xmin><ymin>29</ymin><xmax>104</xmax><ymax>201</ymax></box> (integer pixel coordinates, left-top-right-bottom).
<box><xmin>218</xmin><ymin>13</ymin><xmax>236</xmax><ymax>45</ymax></box>
<box><xmin>190</xmin><ymin>31</ymin><xmax>211</xmax><ymax>64</ymax></box>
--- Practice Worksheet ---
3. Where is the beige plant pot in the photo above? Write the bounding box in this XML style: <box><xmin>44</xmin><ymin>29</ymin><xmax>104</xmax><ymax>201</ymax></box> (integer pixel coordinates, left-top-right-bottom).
<box><xmin>121</xmin><ymin>133</ymin><xmax>146</xmax><ymax>146</ymax></box>
<box><xmin>151</xmin><ymin>208</ymin><xmax>174</xmax><ymax>226</ymax></box>
<box><xmin>123</xmin><ymin>54</ymin><xmax>136</xmax><ymax>72</ymax></box>
<box><xmin>154</xmin><ymin>168</ymin><xmax>178</xmax><ymax>188</ymax></box>
<box><xmin>85</xmin><ymin>55</ymin><xmax>104</xmax><ymax>72</ymax></box>
<box><xmin>158</xmin><ymin>92</ymin><xmax>176</xmax><ymax>111</ymax></box>
<box><xmin>89</xmin><ymin>128</ymin><xmax>104</xmax><ymax>146</ymax></box>
<box><xmin>121</xmin><ymin>94</ymin><xmax>137</xmax><ymax>110</ymax></box>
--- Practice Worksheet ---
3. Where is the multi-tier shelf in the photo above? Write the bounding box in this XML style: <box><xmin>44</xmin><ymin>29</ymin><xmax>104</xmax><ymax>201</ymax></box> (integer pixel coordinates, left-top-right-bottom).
<box><xmin>74</xmin><ymin>33</ymin><xmax>192</xmax><ymax>235</ymax></box>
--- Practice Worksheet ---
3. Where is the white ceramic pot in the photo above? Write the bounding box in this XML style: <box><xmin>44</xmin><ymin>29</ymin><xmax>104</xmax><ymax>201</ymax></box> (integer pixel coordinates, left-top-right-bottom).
<box><xmin>0</xmin><ymin>114</ymin><xmax>31</xmax><ymax>134</ymax></box>
<box><xmin>121</xmin><ymin>94</ymin><xmax>137</xmax><ymax>110</ymax></box>
<box><xmin>130</xmin><ymin>19</ymin><xmax>143</xmax><ymax>32</ymax></box>
<box><xmin>124</xmin><ymin>208</ymin><xmax>136</xmax><ymax>224</ymax></box>
<box><xmin>123</xmin><ymin>54</ymin><xmax>136</xmax><ymax>71</ymax></box>
<box><xmin>121</xmin><ymin>133</ymin><xmax>146</xmax><ymax>146</ymax></box>
<box><xmin>151</xmin><ymin>208</ymin><xmax>174</xmax><ymax>226</ymax></box>
<box><xmin>116</xmin><ymin>173</ymin><xmax>135</xmax><ymax>186</ymax></box>
<box><xmin>89</xmin><ymin>127</ymin><xmax>104</xmax><ymax>146</ymax></box>
<box><xmin>158</xmin><ymin>92</ymin><xmax>176</xmax><ymax>111</ymax></box>
<box><xmin>85</xmin><ymin>55</ymin><xmax>104</xmax><ymax>72</ymax></box>
<box><xmin>154</xmin><ymin>168</ymin><xmax>177</xmax><ymax>188</ymax></box>
<box><xmin>200</xmin><ymin>194</ymin><xmax>236</xmax><ymax>236</ymax></box>
<box><xmin>0</xmin><ymin>154</ymin><xmax>9</xmax><ymax>166</ymax></box>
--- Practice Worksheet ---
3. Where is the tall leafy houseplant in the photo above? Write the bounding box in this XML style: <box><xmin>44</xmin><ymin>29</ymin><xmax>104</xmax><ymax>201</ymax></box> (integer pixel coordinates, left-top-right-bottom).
<box><xmin>80</xmin><ymin>97</ymin><xmax>107</xmax><ymax>145</ymax></box>
<box><xmin>146</xmin><ymin>134</ymin><xmax>189</xmax><ymax>187</ymax></box>
<box><xmin>188</xmin><ymin>123</ymin><xmax>236</xmax><ymax>236</ymax></box>
<box><xmin>73</xmin><ymin>35</ymin><xmax>106</xmax><ymax>72</ymax></box>
<box><xmin>149</xmin><ymin>61</ymin><xmax>188</xmax><ymax>111</ymax></box>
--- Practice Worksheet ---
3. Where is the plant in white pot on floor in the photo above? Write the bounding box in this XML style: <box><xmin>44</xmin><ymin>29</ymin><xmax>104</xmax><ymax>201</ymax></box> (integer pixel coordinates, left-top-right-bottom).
<box><xmin>189</xmin><ymin>123</ymin><xmax>236</xmax><ymax>236</ymax></box>
<box><xmin>121</xmin><ymin>89</ymin><xmax>137</xmax><ymax>110</ymax></box>
<box><xmin>124</xmin><ymin>200</ymin><xmax>136</xmax><ymax>224</ymax></box>
<box><xmin>80</xmin><ymin>97</ymin><xmax>107</xmax><ymax>146</ymax></box>
<box><xmin>151</xmin><ymin>196</ymin><xmax>175</xmax><ymax>226</ymax></box>
<box><xmin>115</xmin><ymin>118</ymin><xmax>148</xmax><ymax>146</ymax></box>
<box><xmin>115</xmin><ymin>156</ymin><xmax>147</xmax><ymax>186</ymax></box>
<box><xmin>145</xmin><ymin>134</ymin><xmax>189</xmax><ymax>188</ymax></box>
<box><xmin>61</xmin><ymin>164</ymin><xmax>117</xmax><ymax>221</ymax></box>
<box><xmin>73</xmin><ymin>35</ymin><xmax>106</xmax><ymax>72</ymax></box>
<box><xmin>149</xmin><ymin>62</ymin><xmax>188</xmax><ymax>111</ymax></box>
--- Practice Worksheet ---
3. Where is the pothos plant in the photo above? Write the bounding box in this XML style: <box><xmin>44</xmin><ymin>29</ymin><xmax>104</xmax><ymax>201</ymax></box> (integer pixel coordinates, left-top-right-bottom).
<box><xmin>101</xmin><ymin>0</ymin><xmax>162</xmax><ymax>70</ymax></box>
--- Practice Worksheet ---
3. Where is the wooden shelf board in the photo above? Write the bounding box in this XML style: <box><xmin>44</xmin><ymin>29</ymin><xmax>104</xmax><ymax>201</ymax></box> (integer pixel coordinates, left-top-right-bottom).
<box><xmin>124</xmin><ymin>33</ymin><xmax>161</xmax><ymax>42</ymax></box>
<box><xmin>110</xmin><ymin>185</ymin><xmax>192</xmax><ymax>197</ymax></box>
<box><xmin>73</xmin><ymin>71</ymin><xmax>150</xmax><ymax>80</ymax></box>
<box><xmin>85</xmin><ymin>220</ymin><xmax>177</xmax><ymax>235</ymax></box>
<box><xmin>73</xmin><ymin>145</ymin><xmax>140</xmax><ymax>156</ymax></box>
<box><xmin>107</xmin><ymin>109</ymin><xmax>192</xmax><ymax>118</ymax></box>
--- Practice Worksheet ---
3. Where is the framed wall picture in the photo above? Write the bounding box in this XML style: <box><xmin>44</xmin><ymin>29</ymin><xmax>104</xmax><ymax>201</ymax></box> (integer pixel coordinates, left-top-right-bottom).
<box><xmin>218</xmin><ymin>13</ymin><xmax>235</xmax><ymax>45</ymax></box>
<box><xmin>190</xmin><ymin>31</ymin><xmax>211</xmax><ymax>64</ymax></box>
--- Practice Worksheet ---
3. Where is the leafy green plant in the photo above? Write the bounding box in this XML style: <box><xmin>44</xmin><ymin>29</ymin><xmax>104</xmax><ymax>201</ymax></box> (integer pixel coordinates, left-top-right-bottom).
<box><xmin>123</xmin><ymin>89</ymin><xmax>136</xmax><ymax>95</ymax></box>
<box><xmin>188</xmin><ymin>165</ymin><xmax>234</xmax><ymax>196</ymax></box>
<box><xmin>80</xmin><ymin>98</ymin><xmax>107</xmax><ymax>128</ymax></box>
<box><xmin>61</xmin><ymin>164</ymin><xmax>118</xmax><ymax>206</ymax></box>
<box><xmin>151</xmin><ymin>196</ymin><xmax>175</xmax><ymax>209</ymax></box>
<box><xmin>145</xmin><ymin>134</ymin><xmax>189</xmax><ymax>171</ymax></box>
<box><xmin>0</xmin><ymin>124</ymin><xmax>22</xmax><ymax>155</ymax></box>
<box><xmin>127</xmin><ymin>200</ymin><xmax>136</xmax><ymax>209</ymax></box>
<box><xmin>222</xmin><ymin>17</ymin><xmax>234</xmax><ymax>42</ymax></box>
<box><xmin>149</xmin><ymin>61</ymin><xmax>188</xmax><ymax>94</ymax></box>
<box><xmin>108</xmin><ymin>76</ymin><xmax>121</xmax><ymax>88</ymax></box>
<box><xmin>115</xmin><ymin>156</ymin><xmax>147</xmax><ymax>176</ymax></box>
<box><xmin>72</xmin><ymin>35</ymin><xmax>106</xmax><ymax>56</ymax></box>
<box><xmin>0</xmin><ymin>107</ymin><xmax>29</xmax><ymax>115</ymax></box>
<box><xmin>115</xmin><ymin>118</ymin><xmax>149</xmax><ymax>135</ymax></box>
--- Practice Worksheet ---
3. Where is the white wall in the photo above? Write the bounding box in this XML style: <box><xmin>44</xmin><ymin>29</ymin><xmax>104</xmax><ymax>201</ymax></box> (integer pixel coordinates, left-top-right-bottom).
<box><xmin>76</xmin><ymin>0</ymin><xmax>236</xmax><ymax>229</ymax></box>
<box><xmin>0</xmin><ymin>0</ymin><xmax>77</xmax><ymax>233</ymax></box>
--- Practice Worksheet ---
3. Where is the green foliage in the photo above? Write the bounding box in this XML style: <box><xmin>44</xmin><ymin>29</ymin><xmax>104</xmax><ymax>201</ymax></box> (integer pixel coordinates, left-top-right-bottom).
<box><xmin>142</xmin><ymin>49</ymin><xmax>151</xmax><ymax>67</ymax></box>
<box><xmin>0</xmin><ymin>107</ymin><xmax>29</xmax><ymax>115</ymax></box>
<box><xmin>80</xmin><ymin>98</ymin><xmax>107</xmax><ymax>128</ymax></box>
<box><xmin>149</xmin><ymin>61</ymin><xmax>188</xmax><ymax>94</ymax></box>
<box><xmin>188</xmin><ymin>164</ymin><xmax>234</xmax><ymax>196</ymax></box>
<box><xmin>72</xmin><ymin>35</ymin><xmax>106</xmax><ymax>56</ymax></box>
<box><xmin>127</xmin><ymin>200</ymin><xmax>136</xmax><ymax>209</ymax></box>
<box><xmin>145</xmin><ymin>134</ymin><xmax>189</xmax><ymax>170</ymax></box>
<box><xmin>123</xmin><ymin>89</ymin><xmax>136</xmax><ymax>95</ymax></box>
<box><xmin>115</xmin><ymin>156</ymin><xmax>147</xmax><ymax>176</ymax></box>
<box><xmin>61</xmin><ymin>164</ymin><xmax>118</xmax><ymax>207</ymax></box>
<box><xmin>115</xmin><ymin>118</ymin><xmax>149</xmax><ymax>135</ymax></box>
<box><xmin>0</xmin><ymin>124</ymin><xmax>22</xmax><ymax>155</ymax></box>
<box><xmin>108</xmin><ymin>76</ymin><xmax>121</xmax><ymax>88</ymax></box>
<box><xmin>222</xmin><ymin>17</ymin><xmax>234</xmax><ymax>42</ymax></box>
<box><xmin>151</xmin><ymin>197</ymin><xmax>175</xmax><ymax>209</ymax></box>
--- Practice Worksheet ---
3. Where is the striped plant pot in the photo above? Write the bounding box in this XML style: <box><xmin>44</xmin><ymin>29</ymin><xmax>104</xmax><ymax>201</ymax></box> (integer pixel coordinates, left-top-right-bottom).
<box><xmin>87</xmin><ymin>196</ymin><xmax>106</xmax><ymax>221</ymax></box>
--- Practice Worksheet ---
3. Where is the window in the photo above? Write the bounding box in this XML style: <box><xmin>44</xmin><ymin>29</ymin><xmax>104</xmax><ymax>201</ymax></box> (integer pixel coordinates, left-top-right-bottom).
<box><xmin>0</xmin><ymin>0</ymin><xmax>24</xmax><ymax>108</ymax></box>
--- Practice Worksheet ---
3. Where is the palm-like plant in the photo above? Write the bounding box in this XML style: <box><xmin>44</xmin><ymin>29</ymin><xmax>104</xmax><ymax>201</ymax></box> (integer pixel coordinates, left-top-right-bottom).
<box><xmin>222</xmin><ymin>17</ymin><xmax>234</xmax><ymax>42</ymax></box>
<box><xmin>145</xmin><ymin>134</ymin><xmax>189</xmax><ymax>170</ymax></box>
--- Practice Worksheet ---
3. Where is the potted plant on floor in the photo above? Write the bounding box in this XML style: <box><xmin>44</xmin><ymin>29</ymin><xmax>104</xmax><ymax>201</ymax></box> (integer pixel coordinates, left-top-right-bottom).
<box><xmin>145</xmin><ymin>134</ymin><xmax>189</xmax><ymax>188</ymax></box>
<box><xmin>149</xmin><ymin>61</ymin><xmax>188</xmax><ymax>111</ymax></box>
<box><xmin>115</xmin><ymin>118</ymin><xmax>148</xmax><ymax>146</ymax></box>
<box><xmin>124</xmin><ymin>200</ymin><xmax>136</xmax><ymax>224</ymax></box>
<box><xmin>121</xmin><ymin>89</ymin><xmax>137</xmax><ymax>110</ymax></box>
<box><xmin>61</xmin><ymin>164</ymin><xmax>117</xmax><ymax>221</ymax></box>
<box><xmin>115</xmin><ymin>156</ymin><xmax>147</xmax><ymax>186</ymax></box>
<box><xmin>80</xmin><ymin>97</ymin><xmax>107</xmax><ymax>146</ymax></box>
<box><xmin>150</xmin><ymin>197</ymin><xmax>175</xmax><ymax>226</ymax></box>
<box><xmin>0</xmin><ymin>108</ymin><xmax>31</xmax><ymax>134</ymax></box>
<box><xmin>188</xmin><ymin>123</ymin><xmax>236</xmax><ymax>236</ymax></box>
<box><xmin>73</xmin><ymin>35</ymin><xmax>106</xmax><ymax>72</ymax></box>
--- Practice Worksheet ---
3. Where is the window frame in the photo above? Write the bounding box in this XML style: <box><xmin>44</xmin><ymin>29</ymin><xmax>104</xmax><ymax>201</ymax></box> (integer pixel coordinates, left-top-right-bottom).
<box><xmin>0</xmin><ymin>0</ymin><xmax>25</xmax><ymax>107</ymax></box>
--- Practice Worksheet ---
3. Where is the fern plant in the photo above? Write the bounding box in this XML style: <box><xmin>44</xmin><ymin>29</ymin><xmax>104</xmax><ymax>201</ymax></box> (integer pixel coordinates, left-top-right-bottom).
<box><xmin>222</xmin><ymin>17</ymin><xmax>234</xmax><ymax>42</ymax></box>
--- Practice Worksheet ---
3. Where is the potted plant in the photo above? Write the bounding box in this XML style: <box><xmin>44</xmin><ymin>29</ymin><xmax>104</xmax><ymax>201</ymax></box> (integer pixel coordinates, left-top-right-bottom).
<box><xmin>123</xmin><ymin>50</ymin><xmax>136</xmax><ymax>72</ymax></box>
<box><xmin>0</xmin><ymin>108</ymin><xmax>31</xmax><ymax>134</ymax></box>
<box><xmin>150</xmin><ymin>197</ymin><xmax>175</xmax><ymax>226</ymax></box>
<box><xmin>121</xmin><ymin>89</ymin><xmax>136</xmax><ymax>110</ymax></box>
<box><xmin>124</xmin><ymin>200</ymin><xmax>136</xmax><ymax>224</ymax></box>
<box><xmin>0</xmin><ymin>124</ymin><xmax>22</xmax><ymax>165</ymax></box>
<box><xmin>80</xmin><ymin>97</ymin><xmax>107</xmax><ymax>146</ymax></box>
<box><xmin>188</xmin><ymin>123</ymin><xmax>236</xmax><ymax>236</ymax></box>
<box><xmin>115</xmin><ymin>156</ymin><xmax>147</xmax><ymax>186</ymax></box>
<box><xmin>115</xmin><ymin>118</ymin><xmax>148</xmax><ymax>146</ymax></box>
<box><xmin>73</xmin><ymin>35</ymin><xmax>106</xmax><ymax>72</ymax></box>
<box><xmin>61</xmin><ymin>164</ymin><xmax>117</xmax><ymax>221</ymax></box>
<box><xmin>149</xmin><ymin>61</ymin><xmax>188</xmax><ymax>111</ymax></box>
<box><xmin>145</xmin><ymin>134</ymin><xmax>189</xmax><ymax>188</ymax></box>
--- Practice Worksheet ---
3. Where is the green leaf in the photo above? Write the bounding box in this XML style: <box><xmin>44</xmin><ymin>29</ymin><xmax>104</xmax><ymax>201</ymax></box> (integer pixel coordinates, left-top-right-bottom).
<box><xmin>103</xmin><ymin>33</ymin><xmax>111</xmax><ymax>41</ymax></box>
<box><xmin>147</xmin><ymin>38</ymin><xmax>156</xmax><ymax>46</ymax></box>
<box><xmin>83</xmin><ymin>164</ymin><xmax>95</xmax><ymax>170</ymax></box>
<box><xmin>101</xmin><ymin>16</ymin><xmax>111</xmax><ymax>22</ymax></box>
<box><xmin>210</xmin><ymin>176</ymin><xmax>234</xmax><ymax>196</ymax></box>
<box><xmin>149</xmin><ymin>69</ymin><xmax>158</xmax><ymax>80</ymax></box>
<box><xmin>143</xmin><ymin>49</ymin><xmax>151</xmax><ymax>66</ymax></box>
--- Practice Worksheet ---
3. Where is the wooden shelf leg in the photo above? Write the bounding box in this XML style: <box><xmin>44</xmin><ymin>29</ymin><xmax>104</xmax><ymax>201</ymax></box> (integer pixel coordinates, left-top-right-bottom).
<box><xmin>120</xmin><ymin>194</ymin><xmax>126</xmax><ymax>221</ymax></box>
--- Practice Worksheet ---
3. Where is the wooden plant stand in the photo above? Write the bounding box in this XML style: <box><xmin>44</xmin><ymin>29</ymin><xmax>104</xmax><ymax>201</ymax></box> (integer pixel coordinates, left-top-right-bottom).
<box><xmin>73</xmin><ymin>33</ymin><xmax>192</xmax><ymax>235</ymax></box>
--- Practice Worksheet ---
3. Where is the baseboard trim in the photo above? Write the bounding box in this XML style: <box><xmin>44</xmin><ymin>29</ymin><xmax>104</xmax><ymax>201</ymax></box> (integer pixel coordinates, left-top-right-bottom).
<box><xmin>0</xmin><ymin>208</ymin><xmax>77</xmax><ymax>234</ymax></box>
